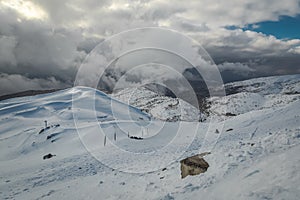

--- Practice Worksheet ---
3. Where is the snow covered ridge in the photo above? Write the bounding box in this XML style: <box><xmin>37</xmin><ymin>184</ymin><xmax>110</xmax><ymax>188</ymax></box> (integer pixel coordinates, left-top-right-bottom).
<box><xmin>111</xmin><ymin>87</ymin><xmax>205</xmax><ymax>122</ymax></box>
<box><xmin>209</xmin><ymin>74</ymin><xmax>300</xmax><ymax>120</ymax></box>
<box><xmin>225</xmin><ymin>74</ymin><xmax>300</xmax><ymax>95</ymax></box>
<box><xmin>111</xmin><ymin>74</ymin><xmax>300</xmax><ymax>122</ymax></box>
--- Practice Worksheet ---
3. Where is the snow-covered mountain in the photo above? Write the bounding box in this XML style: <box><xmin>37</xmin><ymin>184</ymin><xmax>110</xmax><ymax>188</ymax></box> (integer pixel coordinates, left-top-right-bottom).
<box><xmin>0</xmin><ymin>75</ymin><xmax>299</xmax><ymax>200</ymax></box>
<box><xmin>209</xmin><ymin>74</ymin><xmax>300</xmax><ymax>120</ymax></box>
<box><xmin>111</xmin><ymin>87</ymin><xmax>204</xmax><ymax>122</ymax></box>
<box><xmin>225</xmin><ymin>74</ymin><xmax>300</xmax><ymax>95</ymax></box>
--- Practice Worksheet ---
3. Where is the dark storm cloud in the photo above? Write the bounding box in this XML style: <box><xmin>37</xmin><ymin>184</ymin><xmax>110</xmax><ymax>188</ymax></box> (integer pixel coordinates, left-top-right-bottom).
<box><xmin>0</xmin><ymin>73</ymin><xmax>66</xmax><ymax>95</ymax></box>
<box><xmin>200</xmin><ymin>30</ymin><xmax>300</xmax><ymax>82</ymax></box>
<box><xmin>0</xmin><ymin>5</ymin><xmax>93</xmax><ymax>95</ymax></box>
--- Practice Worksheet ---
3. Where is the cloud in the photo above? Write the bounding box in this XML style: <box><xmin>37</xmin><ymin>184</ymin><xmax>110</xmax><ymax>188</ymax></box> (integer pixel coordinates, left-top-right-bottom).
<box><xmin>192</xmin><ymin>28</ymin><xmax>300</xmax><ymax>79</ymax></box>
<box><xmin>0</xmin><ymin>35</ymin><xmax>17</xmax><ymax>66</ymax></box>
<box><xmin>0</xmin><ymin>0</ymin><xmax>300</xmax><ymax>95</ymax></box>
<box><xmin>217</xmin><ymin>62</ymin><xmax>256</xmax><ymax>82</ymax></box>
<box><xmin>0</xmin><ymin>6</ymin><xmax>88</xmax><ymax>87</ymax></box>
<box><xmin>218</xmin><ymin>62</ymin><xmax>254</xmax><ymax>74</ymax></box>
<box><xmin>23</xmin><ymin>0</ymin><xmax>300</xmax><ymax>34</ymax></box>
<box><xmin>0</xmin><ymin>73</ymin><xmax>66</xmax><ymax>95</ymax></box>
<box><xmin>288</xmin><ymin>46</ymin><xmax>300</xmax><ymax>54</ymax></box>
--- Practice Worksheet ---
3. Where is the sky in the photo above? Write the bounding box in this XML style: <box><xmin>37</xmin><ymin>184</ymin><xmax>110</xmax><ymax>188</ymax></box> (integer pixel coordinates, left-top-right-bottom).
<box><xmin>245</xmin><ymin>15</ymin><xmax>300</xmax><ymax>39</ymax></box>
<box><xmin>0</xmin><ymin>0</ymin><xmax>300</xmax><ymax>95</ymax></box>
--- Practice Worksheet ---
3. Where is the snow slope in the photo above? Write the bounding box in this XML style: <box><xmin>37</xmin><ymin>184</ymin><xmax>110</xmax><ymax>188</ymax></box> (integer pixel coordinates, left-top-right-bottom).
<box><xmin>112</xmin><ymin>87</ymin><xmax>203</xmax><ymax>122</ymax></box>
<box><xmin>209</xmin><ymin>74</ymin><xmax>300</xmax><ymax>120</ymax></box>
<box><xmin>225</xmin><ymin>74</ymin><xmax>300</xmax><ymax>95</ymax></box>
<box><xmin>0</xmin><ymin>75</ymin><xmax>300</xmax><ymax>200</ymax></box>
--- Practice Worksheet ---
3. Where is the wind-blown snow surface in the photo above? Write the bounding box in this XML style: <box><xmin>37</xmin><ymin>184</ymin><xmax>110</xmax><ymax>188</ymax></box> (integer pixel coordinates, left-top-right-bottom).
<box><xmin>0</xmin><ymin>75</ymin><xmax>299</xmax><ymax>200</ymax></box>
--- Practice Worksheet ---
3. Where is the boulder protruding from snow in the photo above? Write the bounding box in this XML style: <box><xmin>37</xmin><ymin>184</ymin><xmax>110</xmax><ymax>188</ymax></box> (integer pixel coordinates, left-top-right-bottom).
<box><xmin>180</xmin><ymin>152</ymin><xmax>210</xmax><ymax>179</ymax></box>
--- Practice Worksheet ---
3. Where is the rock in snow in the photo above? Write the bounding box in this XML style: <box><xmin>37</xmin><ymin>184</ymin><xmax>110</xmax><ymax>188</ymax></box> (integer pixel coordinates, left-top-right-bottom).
<box><xmin>180</xmin><ymin>152</ymin><xmax>210</xmax><ymax>179</ymax></box>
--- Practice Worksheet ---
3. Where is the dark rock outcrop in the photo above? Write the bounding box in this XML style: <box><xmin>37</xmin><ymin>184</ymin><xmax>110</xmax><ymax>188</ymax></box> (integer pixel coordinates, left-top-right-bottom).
<box><xmin>180</xmin><ymin>152</ymin><xmax>210</xmax><ymax>179</ymax></box>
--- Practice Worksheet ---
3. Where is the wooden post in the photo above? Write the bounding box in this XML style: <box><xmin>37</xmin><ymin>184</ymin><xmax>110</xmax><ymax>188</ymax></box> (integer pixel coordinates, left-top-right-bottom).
<box><xmin>44</xmin><ymin>120</ymin><xmax>47</xmax><ymax>128</ymax></box>
<box><xmin>104</xmin><ymin>136</ymin><xmax>106</xmax><ymax>146</ymax></box>
<box><xmin>114</xmin><ymin>131</ymin><xmax>117</xmax><ymax>141</ymax></box>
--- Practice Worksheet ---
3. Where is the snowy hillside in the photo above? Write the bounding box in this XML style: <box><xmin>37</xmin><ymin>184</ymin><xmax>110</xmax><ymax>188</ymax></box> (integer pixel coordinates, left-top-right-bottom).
<box><xmin>112</xmin><ymin>87</ymin><xmax>204</xmax><ymax>122</ymax></box>
<box><xmin>225</xmin><ymin>74</ymin><xmax>300</xmax><ymax>96</ymax></box>
<box><xmin>209</xmin><ymin>74</ymin><xmax>300</xmax><ymax>120</ymax></box>
<box><xmin>0</xmin><ymin>75</ymin><xmax>300</xmax><ymax>200</ymax></box>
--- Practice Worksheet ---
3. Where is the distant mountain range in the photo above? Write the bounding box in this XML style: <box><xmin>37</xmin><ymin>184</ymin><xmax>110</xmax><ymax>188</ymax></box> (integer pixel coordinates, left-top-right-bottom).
<box><xmin>0</xmin><ymin>89</ymin><xmax>62</xmax><ymax>101</ymax></box>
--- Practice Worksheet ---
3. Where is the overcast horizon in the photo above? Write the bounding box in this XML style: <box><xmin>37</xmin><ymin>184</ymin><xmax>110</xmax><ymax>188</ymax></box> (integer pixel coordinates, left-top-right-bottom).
<box><xmin>1</xmin><ymin>0</ymin><xmax>300</xmax><ymax>96</ymax></box>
